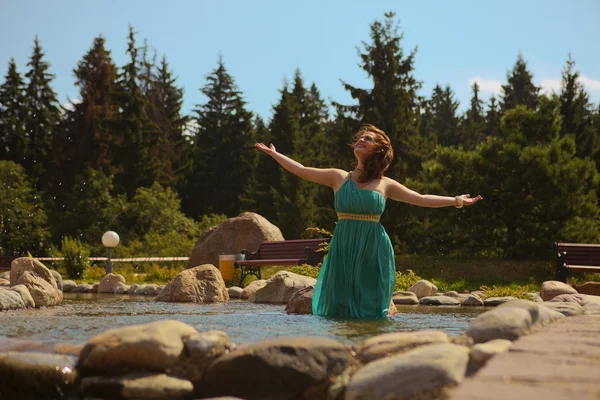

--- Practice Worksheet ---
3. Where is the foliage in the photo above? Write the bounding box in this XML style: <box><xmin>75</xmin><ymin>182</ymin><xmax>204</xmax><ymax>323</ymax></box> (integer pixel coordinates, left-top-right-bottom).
<box><xmin>288</xmin><ymin>264</ymin><xmax>321</xmax><ymax>279</ymax></box>
<box><xmin>59</xmin><ymin>236</ymin><xmax>90</xmax><ymax>279</ymax></box>
<box><xmin>0</xmin><ymin>161</ymin><xmax>49</xmax><ymax>256</ymax></box>
<box><xmin>394</xmin><ymin>269</ymin><xmax>422</xmax><ymax>292</ymax></box>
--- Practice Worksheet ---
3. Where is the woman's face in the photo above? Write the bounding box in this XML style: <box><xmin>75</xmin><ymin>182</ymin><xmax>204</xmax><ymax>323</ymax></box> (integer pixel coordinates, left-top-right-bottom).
<box><xmin>354</xmin><ymin>132</ymin><xmax>377</xmax><ymax>159</ymax></box>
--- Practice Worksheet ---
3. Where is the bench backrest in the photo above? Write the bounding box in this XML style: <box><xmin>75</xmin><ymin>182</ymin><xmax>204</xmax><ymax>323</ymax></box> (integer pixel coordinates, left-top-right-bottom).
<box><xmin>0</xmin><ymin>256</ymin><xmax>17</xmax><ymax>270</ymax></box>
<box><xmin>556</xmin><ymin>243</ymin><xmax>600</xmax><ymax>266</ymax></box>
<box><xmin>257</xmin><ymin>238</ymin><xmax>329</xmax><ymax>260</ymax></box>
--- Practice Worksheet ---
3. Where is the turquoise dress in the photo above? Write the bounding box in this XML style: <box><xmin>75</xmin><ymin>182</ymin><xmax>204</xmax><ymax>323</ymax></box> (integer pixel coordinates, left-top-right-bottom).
<box><xmin>312</xmin><ymin>174</ymin><xmax>396</xmax><ymax>318</ymax></box>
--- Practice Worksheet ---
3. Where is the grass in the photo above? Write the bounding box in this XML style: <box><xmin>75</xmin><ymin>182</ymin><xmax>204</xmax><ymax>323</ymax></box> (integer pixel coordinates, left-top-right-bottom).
<box><xmin>58</xmin><ymin>263</ymin><xmax>186</xmax><ymax>285</ymax></box>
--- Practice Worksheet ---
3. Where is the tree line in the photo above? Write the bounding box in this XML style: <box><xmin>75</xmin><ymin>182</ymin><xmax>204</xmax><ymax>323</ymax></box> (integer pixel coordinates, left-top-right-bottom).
<box><xmin>1</xmin><ymin>12</ymin><xmax>599</xmax><ymax>259</ymax></box>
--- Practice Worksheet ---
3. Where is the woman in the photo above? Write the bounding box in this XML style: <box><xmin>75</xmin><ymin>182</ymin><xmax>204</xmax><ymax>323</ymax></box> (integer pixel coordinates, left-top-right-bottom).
<box><xmin>255</xmin><ymin>124</ymin><xmax>482</xmax><ymax>318</ymax></box>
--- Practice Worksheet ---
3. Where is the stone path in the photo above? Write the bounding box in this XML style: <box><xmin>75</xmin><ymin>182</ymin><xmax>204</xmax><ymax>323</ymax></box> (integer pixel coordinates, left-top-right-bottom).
<box><xmin>449</xmin><ymin>314</ymin><xmax>600</xmax><ymax>400</ymax></box>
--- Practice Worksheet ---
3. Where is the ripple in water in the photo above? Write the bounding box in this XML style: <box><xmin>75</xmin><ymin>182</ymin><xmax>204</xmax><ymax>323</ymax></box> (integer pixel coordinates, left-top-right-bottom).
<box><xmin>0</xmin><ymin>293</ymin><xmax>484</xmax><ymax>344</ymax></box>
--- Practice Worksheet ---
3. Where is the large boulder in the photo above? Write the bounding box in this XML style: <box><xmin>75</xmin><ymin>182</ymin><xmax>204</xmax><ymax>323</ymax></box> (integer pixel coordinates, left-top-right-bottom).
<box><xmin>285</xmin><ymin>285</ymin><xmax>314</xmax><ymax>314</ymax></box>
<box><xmin>0</xmin><ymin>352</ymin><xmax>78</xmax><ymax>399</ymax></box>
<box><xmin>10</xmin><ymin>284</ymin><xmax>35</xmax><ymax>308</ymax></box>
<box><xmin>539</xmin><ymin>280</ymin><xmax>578</xmax><ymax>301</ymax></box>
<box><xmin>573</xmin><ymin>281</ymin><xmax>600</xmax><ymax>296</ymax></box>
<box><xmin>49</xmin><ymin>270</ymin><xmax>63</xmax><ymax>291</ymax></box>
<box><xmin>78</xmin><ymin>320</ymin><xmax>200</xmax><ymax>374</ymax></box>
<box><xmin>0</xmin><ymin>287</ymin><xmax>26</xmax><ymax>310</ymax></box>
<box><xmin>346</xmin><ymin>343</ymin><xmax>470</xmax><ymax>400</ymax></box>
<box><xmin>98</xmin><ymin>273</ymin><xmax>126</xmax><ymax>293</ymax></box>
<box><xmin>357</xmin><ymin>330</ymin><xmax>450</xmax><ymax>364</ymax></box>
<box><xmin>155</xmin><ymin>264</ymin><xmax>229</xmax><ymax>303</ymax></box>
<box><xmin>15</xmin><ymin>271</ymin><xmax>62</xmax><ymax>307</ymax></box>
<box><xmin>407</xmin><ymin>280</ymin><xmax>437</xmax><ymax>299</ymax></box>
<box><xmin>189</xmin><ymin>212</ymin><xmax>283</xmax><ymax>269</ymax></box>
<box><xmin>240</xmin><ymin>280</ymin><xmax>267</xmax><ymax>300</ymax></box>
<box><xmin>201</xmin><ymin>337</ymin><xmax>354</xmax><ymax>400</ymax></box>
<box><xmin>466</xmin><ymin>307</ymin><xmax>532</xmax><ymax>344</ymax></box>
<box><xmin>10</xmin><ymin>257</ymin><xmax>57</xmax><ymax>289</ymax></box>
<box><xmin>250</xmin><ymin>271</ymin><xmax>316</xmax><ymax>304</ymax></box>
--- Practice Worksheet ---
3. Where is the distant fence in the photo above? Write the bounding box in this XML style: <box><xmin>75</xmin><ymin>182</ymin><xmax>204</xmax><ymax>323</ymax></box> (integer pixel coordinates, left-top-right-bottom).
<box><xmin>35</xmin><ymin>257</ymin><xmax>190</xmax><ymax>262</ymax></box>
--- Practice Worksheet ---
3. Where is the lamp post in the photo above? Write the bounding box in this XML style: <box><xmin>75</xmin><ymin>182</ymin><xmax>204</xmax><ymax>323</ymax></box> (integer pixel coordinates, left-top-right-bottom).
<box><xmin>102</xmin><ymin>231</ymin><xmax>120</xmax><ymax>275</ymax></box>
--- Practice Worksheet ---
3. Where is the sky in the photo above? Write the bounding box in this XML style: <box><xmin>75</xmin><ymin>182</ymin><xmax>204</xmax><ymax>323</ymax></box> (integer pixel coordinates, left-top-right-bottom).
<box><xmin>1</xmin><ymin>0</ymin><xmax>599</xmax><ymax>121</ymax></box>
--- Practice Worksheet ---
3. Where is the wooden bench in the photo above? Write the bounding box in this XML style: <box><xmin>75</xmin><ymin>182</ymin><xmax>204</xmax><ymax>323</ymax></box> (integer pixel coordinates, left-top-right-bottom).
<box><xmin>0</xmin><ymin>256</ymin><xmax>17</xmax><ymax>271</ymax></box>
<box><xmin>555</xmin><ymin>242</ymin><xmax>600</xmax><ymax>282</ymax></box>
<box><xmin>234</xmin><ymin>238</ymin><xmax>329</xmax><ymax>286</ymax></box>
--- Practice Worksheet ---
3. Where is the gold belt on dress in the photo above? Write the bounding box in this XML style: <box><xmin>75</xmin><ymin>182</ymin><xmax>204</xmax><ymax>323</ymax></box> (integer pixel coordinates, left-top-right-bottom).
<box><xmin>337</xmin><ymin>212</ymin><xmax>381</xmax><ymax>222</ymax></box>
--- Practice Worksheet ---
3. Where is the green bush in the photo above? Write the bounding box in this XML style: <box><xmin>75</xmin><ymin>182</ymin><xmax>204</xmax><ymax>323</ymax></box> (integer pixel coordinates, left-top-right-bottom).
<box><xmin>61</xmin><ymin>236</ymin><xmax>90</xmax><ymax>279</ymax></box>
<box><xmin>394</xmin><ymin>269</ymin><xmax>423</xmax><ymax>292</ymax></box>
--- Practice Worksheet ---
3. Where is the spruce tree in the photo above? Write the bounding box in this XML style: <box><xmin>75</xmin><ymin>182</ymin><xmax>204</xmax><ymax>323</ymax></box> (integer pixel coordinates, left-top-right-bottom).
<box><xmin>558</xmin><ymin>55</ymin><xmax>597</xmax><ymax>159</ymax></box>
<box><xmin>53</xmin><ymin>36</ymin><xmax>119</xmax><ymax>194</ymax></box>
<box><xmin>430</xmin><ymin>84</ymin><xmax>460</xmax><ymax>147</ymax></box>
<box><xmin>0</xmin><ymin>59</ymin><xmax>27</xmax><ymax>162</ymax></box>
<box><xmin>501</xmin><ymin>53</ymin><xmax>540</xmax><ymax>112</ymax></box>
<box><xmin>462</xmin><ymin>82</ymin><xmax>486</xmax><ymax>149</ymax></box>
<box><xmin>113</xmin><ymin>26</ymin><xmax>155</xmax><ymax>197</ymax></box>
<box><xmin>23</xmin><ymin>36</ymin><xmax>60</xmax><ymax>187</ymax></box>
<box><xmin>185</xmin><ymin>57</ymin><xmax>254</xmax><ymax>218</ymax></box>
<box><xmin>146</xmin><ymin>55</ymin><xmax>190</xmax><ymax>188</ymax></box>
<box><xmin>336</xmin><ymin>12</ymin><xmax>423</xmax><ymax>180</ymax></box>
<box><xmin>486</xmin><ymin>96</ymin><xmax>502</xmax><ymax>138</ymax></box>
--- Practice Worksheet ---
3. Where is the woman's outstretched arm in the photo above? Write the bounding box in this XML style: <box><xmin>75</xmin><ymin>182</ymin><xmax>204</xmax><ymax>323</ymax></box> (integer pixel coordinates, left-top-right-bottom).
<box><xmin>255</xmin><ymin>143</ymin><xmax>346</xmax><ymax>188</ymax></box>
<box><xmin>383</xmin><ymin>177</ymin><xmax>482</xmax><ymax>208</ymax></box>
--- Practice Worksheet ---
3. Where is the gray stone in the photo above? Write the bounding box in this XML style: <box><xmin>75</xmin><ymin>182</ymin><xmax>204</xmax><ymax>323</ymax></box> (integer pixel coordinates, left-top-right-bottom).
<box><xmin>62</xmin><ymin>280</ymin><xmax>77</xmax><ymax>292</ymax></box>
<box><xmin>10</xmin><ymin>284</ymin><xmax>35</xmax><ymax>308</ymax></box>
<box><xmin>240</xmin><ymin>279</ymin><xmax>266</xmax><ymax>299</ymax></box>
<box><xmin>0</xmin><ymin>287</ymin><xmax>26</xmax><ymax>310</ymax></box>
<box><xmin>407</xmin><ymin>279</ymin><xmax>437</xmax><ymax>299</ymax></box>
<box><xmin>358</xmin><ymin>330</ymin><xmax>449</xmax><ymax>363</ymax></box>
<box><xmin>346</xmin><ymin>343</ymin><xmax>470</xmax><ymax>400</ymax></box>
<box><xmin>496</xmin><ymin>299</ymin><xmax>562</xmax><ymax>326</ymax></box>
<box><xmin>155</xmin><ymin>265</ymin><xmax>228</xmax><ymax>303</ymax></box>
<box><xmin>80</xmin><ymin>373</ymin><xmax>193</xmax><ymax>400</ymax></box>
<box><xmin>142</xmin><ymin>284</ymin><xmax>158</xmax><ymax>295</ymax></box>
<box><xmin>250</xmin><ymin>271</ymin><xmax>316</xmax><ymax>304</ymax></box>
<box><xmin>392</xmin><ymin>291</ymin><xmax>419</xmax><ymax>305</ymax></box>
<box><xmin>78</xmin><ymin>320</ymin><xmax>199</xmax><ymax>373</ymax></box>
<box><xmin>466</xmin><ymin>307</ymin><xmax>532</xmax><ymax>343</ymax></box>
<box><xmin>462</xmin><ymin>294</ymin><xmax>484</xmax><ymax>306</ymax></box>
<box><xmin>74</xmin><ymin>283</ymin><xmax>94</xmax><ymax>293</ymax></box>
<box><xmin>540</xmin><ymin>301</ymin><xmax>585</xmax><ymax>317</ymax></box>
<box><xmin>15</xmin><ymin>271</ymin><xmax>62</xmax><ymax>307</ymax></box>
<box><xmin>0</xmin><ymin>351</ymin><xmax>77</xmax><ymax>399</ymax></box>
<box><xmin>202</xmin><ymin>336</ymin><xmax>353</xmax><ymax>400</ymax></box>
<box><xmin>228</xmin><ymin>286</ymin><xmax>243</xmax><ymax>299</ymax></box>
<box><xmin>285</xmin><ymin>285</ymin><xmax>314</xmax><ymax>314</ymax></box>
<box><xmin>98</xmin><ymin>273</ymin><xmax>126</xmax><ymax>293</ymax></box>
<box><xmin>420</xmin><ymin>295</ymin><xmax>461</xmax><ymax>306</ymax></box>
<box><xmin>539</xmin><ymin>280</ymin><xmax>578</xmax><ymax>301</ymax></box>
<box><xmin>470</xmin><ymin>339</ymin><xmax>512</xmax><ymax>364</ymax></box>
<box><xmin>49</xmin><ymin>269</ymin><xmax>63</xmax><ymax>291</ymax></box>
<box><xmin>483</xmin><ymin>296</ymin><xmax>518</xmax><ymax>306</ymax></box>
<box><xmin>113</xmin><ymin>282</ymin><xmax>129</xmax><ymax>294</ymax></box>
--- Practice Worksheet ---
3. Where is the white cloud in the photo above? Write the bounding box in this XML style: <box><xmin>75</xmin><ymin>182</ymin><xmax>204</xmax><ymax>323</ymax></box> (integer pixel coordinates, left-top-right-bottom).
<box><xmin>62</xmin><ymin>98</ymin><xmax>81</xmax><ymax>112</ymax></box>
<box><xmin>580</xmin><ymin>75</ymin><xmax>600</xmax><ymax>91</ymax></box>
<box><xmin>540</xmin><ymin>79</ymin><xmax>561</xmax><ymax>95</ymax></box>
<box><xmin>540</xmin><ymin>75</ymin><xmax>600</xmax><ymax>94</ymax></box>
<box><xmin>468</xmin><ymin>76</ymin><xmax>502</xmax><ymax>94</ymax></box>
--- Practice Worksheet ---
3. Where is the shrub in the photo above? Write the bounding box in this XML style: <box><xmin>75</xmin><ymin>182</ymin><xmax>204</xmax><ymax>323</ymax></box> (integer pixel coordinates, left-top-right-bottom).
<box><xmin>61</xmin><ymin>236</ymin><xmax>90</xmax><ymax>279</ymax></box>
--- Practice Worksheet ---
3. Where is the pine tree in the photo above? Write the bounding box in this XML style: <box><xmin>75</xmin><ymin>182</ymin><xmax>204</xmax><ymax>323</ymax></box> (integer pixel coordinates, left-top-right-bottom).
<box><xmin>146</xmin><ymin>55</ymin><xmax>190</xmax><ymax>187</ymax></box>
<box><xmin>461</xmin><ymin>82</ymin><xmax>486</xmax><ymax>148</ymax></box>
<box><xmin>336</xmin><ymin>12</ymin><xmax>423</xmax><ymax>181</ymax></box>
<box><xmin>430</xmin><ymin>84</ymin><xmax>460</xmax><ymax>147</ymax></box>
<box><xmin>0</xmin><ymin>59</ymin><xmax>27</xmax><ymax>162</ymax></box>
<box><xmin>112</xmin><ymin>26</ymin><xmax>155</xmax><ymax>197</ymax></box>
<box><xmin>184</xmin><ymin>57</ymin><xmax>254</xmax><ymax>218</ymax></box>
<box><xmin>558</xmin><ymin>55</ymin><xmax>597</xmax><ymax>159</ymax></box>
<box><xmin>501</xmin><ymin>53</ymin><xmax>540</xmax><ymax>112</ymax></box>
<box><xmin>53</xmin><ymin>36</ymin><xmax>119</xmax><ymax>194</ymax></box>
<box><xmin>485</xmin><ymin>96</ymin><xmax>502</xmax><ymax>138</ymax></box>
<box><xmin>23</xmin><ymin>36</ymin><xmax>60</xmax><ymax>187</ymax></box>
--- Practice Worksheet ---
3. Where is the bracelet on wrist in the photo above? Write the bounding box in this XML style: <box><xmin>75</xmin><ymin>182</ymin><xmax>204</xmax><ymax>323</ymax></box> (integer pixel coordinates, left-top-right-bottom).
<box><xmin>455</xmin><ymin>195</ymin><xmax>464</xmax><ymax>208</ymax></box>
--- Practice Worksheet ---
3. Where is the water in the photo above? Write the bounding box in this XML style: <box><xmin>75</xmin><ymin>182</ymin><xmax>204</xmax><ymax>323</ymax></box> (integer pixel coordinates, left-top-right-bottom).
<box><xmin>0</xmin><ymin>294</ymin><xmax>484</xmax><ymax>345</ymax></box>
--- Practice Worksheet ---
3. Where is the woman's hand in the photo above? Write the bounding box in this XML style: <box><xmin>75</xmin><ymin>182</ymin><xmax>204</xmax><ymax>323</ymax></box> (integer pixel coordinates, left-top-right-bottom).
<box><xmin>255</xmin><ymin>142</ymin><xmax>277</xmax><ymax>157</ymax></box>
<box><xmin>458</xmin><ymin>194</ymin><xmax>483</xmax><ymax>207</ymax></box>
